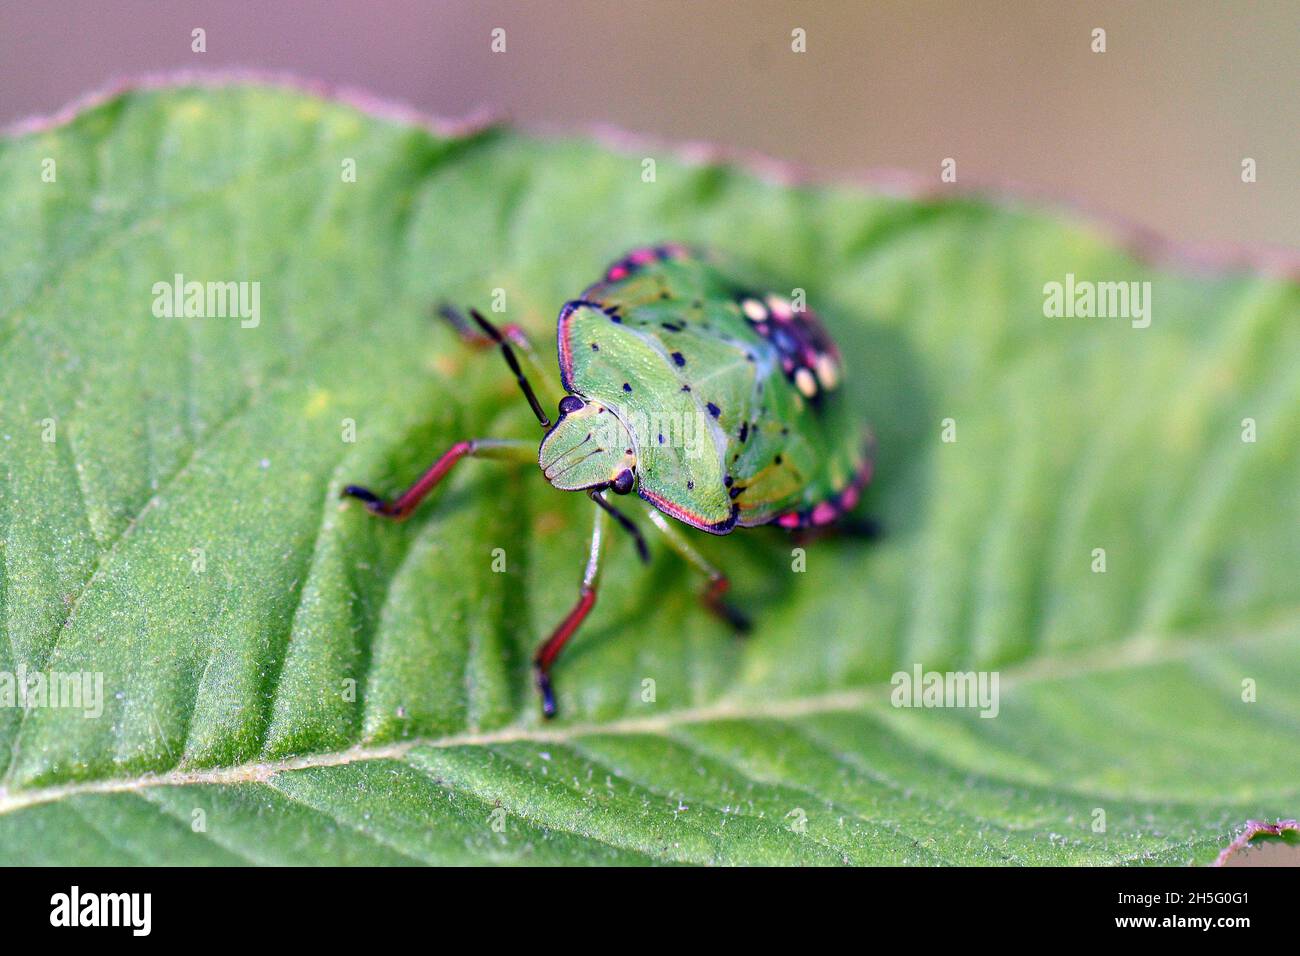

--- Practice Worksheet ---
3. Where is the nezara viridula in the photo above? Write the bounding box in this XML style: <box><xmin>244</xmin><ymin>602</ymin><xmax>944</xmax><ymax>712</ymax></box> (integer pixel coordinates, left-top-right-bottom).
<box><xmin>344</xmin><ymin>245</ymin><xmax>874</xmax><ymax>717</ymax></box>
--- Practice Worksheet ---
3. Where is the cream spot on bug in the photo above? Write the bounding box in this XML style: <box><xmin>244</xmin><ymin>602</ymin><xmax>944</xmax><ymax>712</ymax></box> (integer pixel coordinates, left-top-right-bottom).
<box><xmin>766</xmin><ymin>295</ymin><xmax>793</xmax><ymax>321</ymax></box>
<box><xmin>741</xmin><ymin>298</ymin><xmax>768</xmax><ymax>322</ymax></box>
<box><xmin>815</xmin><ymin>354</ymin><xmax>839</xmax><ymax>390</ymax></box>
<box><xmin>795</xmin><ymin>367</ymin><xmax>818</xmax><ymax>398</ymax></box>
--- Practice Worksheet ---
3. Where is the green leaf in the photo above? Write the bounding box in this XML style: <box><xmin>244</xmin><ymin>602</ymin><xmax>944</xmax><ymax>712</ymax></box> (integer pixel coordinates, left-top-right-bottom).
<box><xmin>0</xmin><ymin>82</ymin><xmax>1296</xmax><ymax>865</ymax></box>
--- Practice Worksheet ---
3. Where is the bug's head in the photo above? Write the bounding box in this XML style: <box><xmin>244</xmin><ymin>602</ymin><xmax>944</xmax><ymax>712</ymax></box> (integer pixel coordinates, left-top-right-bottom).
<box><xmin>538</xmin><ymin>395</ymin><xmax>636</xmax><ymax>494</ymax></box>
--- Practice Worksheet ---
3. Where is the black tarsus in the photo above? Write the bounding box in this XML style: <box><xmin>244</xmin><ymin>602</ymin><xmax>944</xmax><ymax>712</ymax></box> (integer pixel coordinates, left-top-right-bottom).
<box><xmin>835</xmin><ymin>516</ymin><xmax>883</xmax><ymax>540</ymax></box>
<box><xmin>341</xmin><ymin>485</ymin><xmax>383</xmax><ymax>506</ymax></box>
<box><xmin>537</xmin><ymin>672</ymin><xmax>557</xmax><ymax>717</ymax></box>
<box><xmin>589</xmin><ymin>489</ymin><xmax>650</xmax><ymax>563</ymax></box>
<box><xmin>720</xmin><ymin>603</ymin><xmax>753</xmax><ymax>633</ymax></box>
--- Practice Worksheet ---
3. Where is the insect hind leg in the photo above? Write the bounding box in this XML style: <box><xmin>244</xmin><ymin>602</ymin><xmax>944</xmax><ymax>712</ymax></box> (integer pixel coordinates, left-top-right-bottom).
<box><xmin>642</xmin><ymin>506</ymin><xmax>752</xmax><ymax>633</ymax></box>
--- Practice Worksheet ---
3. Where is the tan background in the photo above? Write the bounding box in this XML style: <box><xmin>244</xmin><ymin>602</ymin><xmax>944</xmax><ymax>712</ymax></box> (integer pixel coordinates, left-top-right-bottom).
<box><xmin>1</xmin><ymin>0</ymin><xmax>1296</xmax><ymax>249</ymax></box>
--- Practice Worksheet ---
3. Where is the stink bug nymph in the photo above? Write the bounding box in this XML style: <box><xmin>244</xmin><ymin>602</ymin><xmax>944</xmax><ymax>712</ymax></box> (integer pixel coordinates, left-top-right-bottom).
<box><xmin>343</xmin><ymin>246</ymin><xmax>874</xmax><ymax>717</ymax></box>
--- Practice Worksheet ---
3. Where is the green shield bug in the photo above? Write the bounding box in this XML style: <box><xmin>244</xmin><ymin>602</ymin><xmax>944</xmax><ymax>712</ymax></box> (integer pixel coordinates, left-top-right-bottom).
<box><xmin>344</xmin><ymin>245</ymin><xmax>875</xmax><ymax>717</ymax></box>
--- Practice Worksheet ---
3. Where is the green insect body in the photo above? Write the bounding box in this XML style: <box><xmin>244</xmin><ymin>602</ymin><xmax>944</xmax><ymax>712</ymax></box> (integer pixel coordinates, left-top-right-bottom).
<box><xmin>344</xmin><ymin>245</ymin><xmax>875</xmax><ymax>717</ymax></box>
<box><xmin>548</xmin><ymin>245</ymin><xmax>872</xmax><ymax>531</ymax></box>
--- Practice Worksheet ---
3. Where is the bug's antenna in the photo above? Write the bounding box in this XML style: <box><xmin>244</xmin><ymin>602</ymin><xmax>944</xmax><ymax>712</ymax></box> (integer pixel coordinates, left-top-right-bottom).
<box><xmin>469</xmin><ymin>307</ymin><xmax>550</xmax><ymax>427</ymax></box>
<box><xmin>589</xmin><ymin>489</ymin><xmax>649</xmax><ymax>563</ymax></box>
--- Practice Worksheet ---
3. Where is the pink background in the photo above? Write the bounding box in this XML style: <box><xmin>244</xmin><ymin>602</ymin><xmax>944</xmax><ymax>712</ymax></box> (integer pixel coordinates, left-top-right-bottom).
<box><xmin>1</xmin><ymin>0</ymin><xmax>1296</xmax><ymax>248</ymax></box>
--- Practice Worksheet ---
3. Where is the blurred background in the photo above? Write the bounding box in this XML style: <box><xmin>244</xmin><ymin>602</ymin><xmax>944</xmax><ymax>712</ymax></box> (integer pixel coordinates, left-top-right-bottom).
<box><xmin>2</xmin><ymin>0</ymin><xmax>1296</xmax><ymax>249</ymax></box>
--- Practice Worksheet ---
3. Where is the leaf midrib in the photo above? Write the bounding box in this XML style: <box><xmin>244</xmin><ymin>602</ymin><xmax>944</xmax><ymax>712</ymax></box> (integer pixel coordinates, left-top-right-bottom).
<box><xmin>0</xmin><ymin>611</ymin><xmax>1290</xmax><ymax>819</ymax></box>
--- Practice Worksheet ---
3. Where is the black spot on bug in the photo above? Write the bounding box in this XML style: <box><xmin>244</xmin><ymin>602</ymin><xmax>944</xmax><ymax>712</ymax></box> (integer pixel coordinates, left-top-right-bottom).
<box><xmin>661</xmin><ymin>321</ymin><xmax>684</xmax><ymax>332</ymax></box>
<box><xmin>590</xmin><ymin>342</ymin><xmax>599</xmax><ymax>351</ymax></box>
<box><xmin>659</xmin><ymin>291</ymin><xmax>671</xmax><ymax>300</ymax></box>
<box><xmin>724</xmin><ymin>475</ymin><xmax>733</xmax><ymax>487</ymax></box>
<box><xmin>729</xmin><ymin>486</ymin><xmax>744</xmax><ymax>499</ymax></box>
<box><xmin>745</xmin><ymin>352</ymin><xmax>756</xmax><ymax>362</ymax></box>
<box><xmin>738</xmin><ymin>422</ymin><xmax>749</xmax><ymax>442</ymax></box>
<box><xmin>622</xmin><ymin>383</ymin><xmax>632</xmax><ymax>393</ymax></box>
<box><xmin>657</xmin><ymin>434</ymin><xmax>664</xmax><ymax>444</ymax></box>
<box><xmin>781</xmin><ymin>427</ymin><xmax>789</xmax><ymax>435</ymax></box>
<box><xmin>774</xmin><ymin>454</ymin><xmax>783</xmax><ymax>465</ymax></box>
<box><xmin>681</xmin><ymin>385</ymin><xmax>691</xmax><ymax>392</ymax></box>
<box><xmin>672</xmin><ymin>351</ymin><xmax>686</xmax><ymax>367</ymax></box>
<box><xmin>707</xmin><ymin>402</ymin><xmax>721</xmax><ymax>418</ymax></box>
<box><xmin>687</xmin><ymin>480</ymin><xmax>694</xmax><ymax>490</ymax></box>
<box><xmin>625</xmin><ymin>448</ymin><xmax>633</xmax><ymax>455</ymax></box>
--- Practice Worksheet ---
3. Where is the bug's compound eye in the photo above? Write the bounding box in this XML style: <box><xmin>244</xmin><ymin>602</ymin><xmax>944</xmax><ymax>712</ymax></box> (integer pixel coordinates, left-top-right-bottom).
<box><xmin>558</xmin><ymin>395</ymin><xmax>585</xmax><ymax>416</ymax></box>
<box><xmin>611</xmin><ymin>467</ymin><xmax>635</xmax><ymax>495</ymax></box>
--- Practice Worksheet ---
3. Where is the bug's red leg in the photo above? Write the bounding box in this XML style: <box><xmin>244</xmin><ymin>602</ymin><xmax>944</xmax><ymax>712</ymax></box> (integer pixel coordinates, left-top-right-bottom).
<box><xmin>641</xmin><ymin>507</ymin><xmax>752</xmax><ymax>633</ymax></box>
<box><xmin>342</xmin><ymin>438</ymin><xmax>535</xmax><ymax>521</ymax></box>
<box><xmin>533</xmin><ymin>504</ymin><xmax>608</xmax><ymax>718</ymax></box>
<box><xmin>700</xmin><ymin>574</ymin><xmax>752</xmax><ymax>632</ymax></box>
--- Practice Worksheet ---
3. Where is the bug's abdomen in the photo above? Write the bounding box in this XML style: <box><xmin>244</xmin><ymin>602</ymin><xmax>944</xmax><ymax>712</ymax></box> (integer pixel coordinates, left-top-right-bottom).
<box><xmin>713</xmin><ymin>294</ymin><xmax>867</xmax><ymax>528</ymax></box>
<box><xmin>733</xmin><ymin>292</ymin><xmax>842</xmax><ymax>404</ymax></box>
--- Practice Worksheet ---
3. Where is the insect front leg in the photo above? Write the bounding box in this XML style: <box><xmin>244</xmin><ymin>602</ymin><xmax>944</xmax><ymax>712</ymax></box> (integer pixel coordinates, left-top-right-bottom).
<box><xmin>342</xmin><ymin>438</ymin><xmax>536</xmax><ymax>521</ymax></box>
<box><xmin>533</xmin><ymin>504</ymin><xmax>608</xmax><ymax>719</ymax></box>
<box><xmin>438</xmin><ymin>303</ymin><xmax>531</xmax><ymax>352</ymax></box>
<box><xmin>642</xmin><ymin>507</ymin><xmax>752</xmax><ymax>633</ymax></box>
